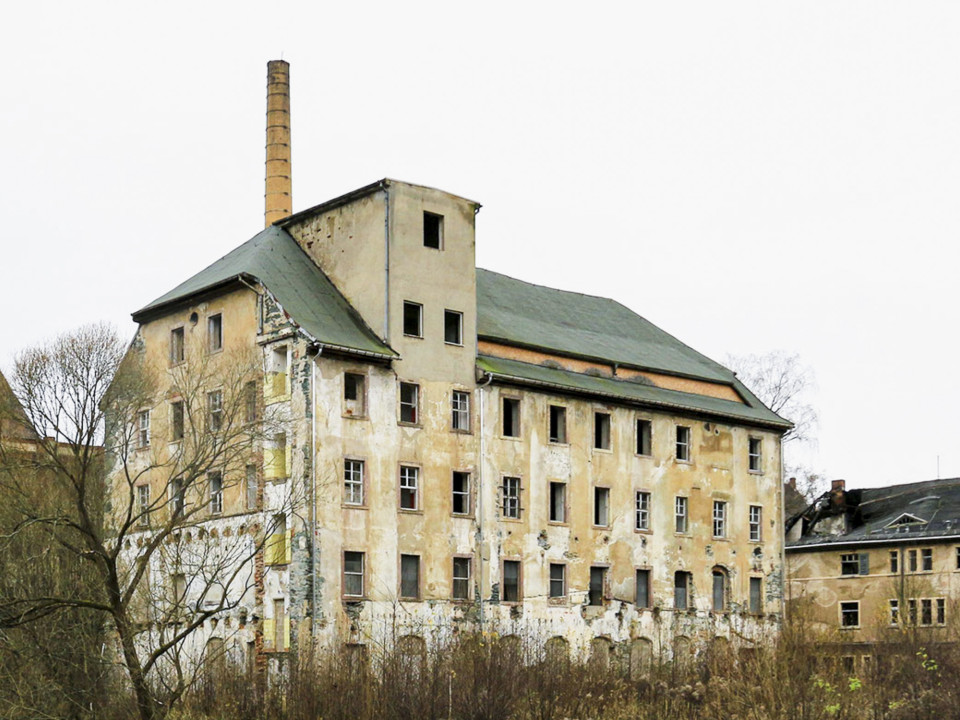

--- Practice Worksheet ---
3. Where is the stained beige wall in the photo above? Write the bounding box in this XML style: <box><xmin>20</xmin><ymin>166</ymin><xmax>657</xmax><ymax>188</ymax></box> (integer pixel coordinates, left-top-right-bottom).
<box><xmin>787</xmin><ymin>542</ymin><xmax>960</xmax><ymax>642</ymax></box>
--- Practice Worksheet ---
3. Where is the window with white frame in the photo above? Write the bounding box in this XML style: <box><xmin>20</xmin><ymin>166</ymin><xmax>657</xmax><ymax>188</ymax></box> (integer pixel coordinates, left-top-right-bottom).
<box><xmin>209</xmin><ymin>472</ymin><xmax>222</xmax><ymax>514</ymax></box>
<box><xmin>207</xmin><ymin>390</ymin><xmax>223</xmax><ymax>433</ymax></box>
<box><xmin>452</xmin><ymin>390</ymin><xmax>470</xmax><ymax>431</ymax></box>
<box><xmin>399</xmin><ymin>382</ymin><xmax>419</xmax><ymax>424</ymax></box>
<box><xmin>675</xmin><ymin>496</ymin><xmax>688</xmax><ymax>534</ymax></box>
<box><xmin>137</xmin><ymin>410</ymin><xmax>150</xmax><ymax>448</ymax></box>
<box><xmin>635</xmin><ymin>491</ymin><xmax>650</xmax><ymax>531</ymax></box>
<box><xmin>748</xmin><ymin>437</ymin><xmax>762</xmax><ymax>472</ymax></box>
<box><xmin>452</xmin><ymin>557</ymin><xmax>471</xmax><ymax>600</ymax></box>
<box><xmin>171</xmin><ymin>400</ymin><xmax>184</xmax><ymax>441</ymax></box>
<box><xmin>208</xmin><ymin>313</ymin><xmax>222</xmax><ymax>353</ymax></box>
<box><xmin>452</xmin><ymin>471</ymin><xmax>470</xmax><ymax>515</ymax></box>
<box><xmin>889</xmin><ymin>598</ymin><xmax>900</xmax><ymax>625</ymax></box>
<box><xmin>344</xmin><ymin>459</ymin><xmax>364</xmax><ymax>506</ymax></box>
<box><xmin>676</xmin><ymin>425</ymin><xmax>691</xmax><ymax>461</ymax></box>
<box><xmin>840</xmin><ymin>601</ymin><xmax>860</xmax><ymax>628</ymax></box>
<box><xmin>402</xmin><ymin>301</ymin><xmax>423</xmax><ymax>338</ymax></box>
<box><xmin>713</xmin><ymin>501</ymin><xmax>727</xmax><ymax>538</ymax></box>
<box><xmin>549</xmin><ymin>482</ymin><xmax>566</xmax><ymax>523</ymax></box>
<box><xmin>136</xmin><ymin>484</ymin><xmax>150</xmax><ymax>526</ymax></box>
<box><xmin>399</xmin><ymin>466</ymin><xmax>419</xmax><ymax>511</ymax></box>
<box><xmin>343</xmin><ymin>551</ymin><xmax>364</xmax><ymax>598</ymax></box>
<box><xmin>502</xmin><ymin>476</ymin><xmax>520</xmax><ymax>519</ymax></box>
<box><xmin>171</xmin><ymin>477</ymin><xmax>185</xmax><ymax>517</ymax></box>
<box><xmin>921</xmin><ymin>548</ymin><xmax>933</xmax><ymax>571</ymax></box>
<box><xmin>594</xmin><ymin>487</ymin><xmax>610</xmax><ymax>527</ymax></box>
<box><xmin>749</xmin><ymin>505</ymin><xmax>763</xmax><ymax>541</ymax></box>
<box><xmin>246</xmin><ymin>464</ymin><xmax>258</xmax><ymax>511</ymax></box>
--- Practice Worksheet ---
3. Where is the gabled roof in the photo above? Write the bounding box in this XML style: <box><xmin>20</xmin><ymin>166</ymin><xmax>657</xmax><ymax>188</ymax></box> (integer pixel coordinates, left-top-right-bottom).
<box><xmin>787</xmin><ymin>477</ymin><xmax>960</xmax><ymax>549</ymax></box>
<box><xmin>0</xmin><ymin>370</ymin><xmax>38</xmax><ymax>441</ymax></box>
<box><xmin>133</xmin><ymin>226</ymin><xmax>395</xmax><ymax>358</ymax></box>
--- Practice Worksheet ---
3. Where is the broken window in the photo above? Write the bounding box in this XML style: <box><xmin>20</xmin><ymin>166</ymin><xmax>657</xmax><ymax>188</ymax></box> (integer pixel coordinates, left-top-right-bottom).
<box><xmin>402</xmin><ymin>301</ymin><xmax>423</xmax><ymax>338</ymax></box>
<box><xmin>502</xmin><ymin>560</ymin><xmax>521</xmax><ymax>602</ymax></box>
<box><xmin>137</xmin><ymin>409</ymin><xmax>150</xmax><ymax>448</ymax></box>
<box><xmin>451</xmin><ymin>390</ymin><xmax>470</xmax><ymax>431</ymax></box>
<box><xmin>890</xmin><ymin>550</ymin><xmax>899</xmax><ymax>574</ymax></box>
<box><xmin>208</xmin><ymin>313</ymin><xmax>222</xmax><ymax>353</ymax></box>
<box><xmin>344</xmin><ymin>551</ymin><xmax>364</xmax><ymax>598</ymax></box>
<box><xmin>636</xmin><ymin>418</ymin><xmax>652</xmax><ymax>456</ymax></box>
<box><xmin>674</xmin><ymin>571</ymin><xmax>691</xmax><ymax>610</ymax></box>
<box><xmin>452</xmin><ymin>471</ymin><xmax>470</xmax><ymax>515</ymax></box>
<box><xmin>344</xmin><ymin>373</ymin><xmax>366</xmax><ymax>417</ymax></box>
<box><xmin>399</xmin><ymin>382</ymin><xmax>419</xmax><ymax>424</ymax></box>
<box><xmin>399</xmin><ymin>466</ymin><xmax>419</xmax><ymax>511</ymax></box>
<box><xmin>921</xmin><ymin>548</ymin><xmax>933</xmax><ymax>571</ymax></box>
<box><xmin>344</xmin><ymin>459</ymin><xmax>364</xmax><ymax>506</ymax></box>
<box><xmin>549</xmin><ymin>563</ymin><xmax>565</xmax><ymax>599</ymax></box>
<box><xmin>750</xmin><ymin>577</ymin><xmax>763</xmax><ymax>614</ymax></box>
<box><xmin>171</xmin><ymin>400</ymin><xmax>184</xmax><ymax>441</ymax></box>
<box><xmin>841</xmin><ymin>553</ymin><xmax>868</xmax><ymax>576</ymax></box>
<box><xmin>171</xmin><ymin>477</ymin><xmax>185</xmax><ymax>518</ymax></box>
<box><xmin>444</xmin><ymin>309</ymin><xmax>462</xmax><ymax>345</ymax></box>
<box><xmin>267</xmin><ymin>346</ymin><xmax>288</xmax><ymax>399</ymax></box>
<box><xmin>594</xmin><ymin>487</ymin><xmax>610</xmax><ymax>527</ymax></box>
<box><xmin>675</xmin><ymin>496</ymin><xmax>688</xmax><ymax>534</ymax></box>
<box><xmin>452</xmin><ymin>557</ymin><xmax>471</xmax><ymax>600</ymax></box>
<box><xmin>749</xmin><ymin>505</ymin><xmax>762</xmax><ymax>542</ymax></box>
<box><xmin>937</xmin><ymin>598</ymin><xmax>946</xmax><ymax>624</ymax></box>
<box><xmin>170</xmin><ymin>327</ymin><xmax>185</xmax><ymax>365</ymax></box>
<box><xmin>423</xmin><ymin>211</ymin><xmax>443</xmax><ymax>249</ymax></box>
<box><xmin>589</xmin><ymin>567</ymin><xmax>606</xmax><ymax>606</ymax></box>
<box><xmin>840</xmin><ymin>601</ymin><xmax>860</xmax><ymax>628</ymax></box>
<box><xmin>502</xmin><ymin>476</ymin><xmax>520</xmax><ymax>519</ymax></box>
<box><xmin>136</xmin><ymin>484</ymin><xmax>150</xmax><ymax>527</ymax></box>
<box><xmin>208</xmin><ymin>472</ymin><xmax>222</xmax><ymax>515</ymax></box>
<box><xmin>635</xmin><ymin>491</ymin><xmax>650</xmax><ymax>531</ymax></box>
<box><xmin>502</xmin><ymin>397</ymin><xmax>520</xmax><ymax>437</ymax></box>
<box><xmin>712</xmin><ymin>501</ymin><xmax>727</xmax><ymax>538</ymax></box>
<box><xmin>921</xmin><ymin>598</ymin><xmax>933</xmax><ymax>626</ymax></box>
<box><xmin>676</xmin><ymin>425</ymin><xmax>691</xmax><ymax>461</ymax></box>
<box><xmin>549</xmin><ymin>405</ymin><xmax>567</xmax><ymax>444</ymax></box>
<box><xmin>889</xmin><ymin>599</ymin><xmax>899</xmax><ymax>625</ymax></box>
<box><xmin>400</xmin><ymin>555</ymin><xmax>420</xmax><ymax>600</ymax></box>
<box><xmin>207</xmin><ymin>390</ymin><xmax>222</xmax><ymax>433</ymax></box>
<box><xmin>245</xmin><ymin>464</ymin><xmax>258</xmax><ymax>510</ymax></box>
<box><xmin>748</xmin><ymin>437</ymin><xmax>762</xmax><ymax>472</ymax></box>
<box><xmin>712</xmin><ymin>568</ymin><xmax>728</xmax><ymax>612</ymax></box>
<box><xmin>636</xmin><ymin>569</ymin><xmax>651</xmax><ymax>608</ymax></box>
<box><xmin>549</xmin><ymin>482</ymin><xmax>566</xmax><ymax>523</ymax></box>
<box><xmin>594</xmin><ymin>412</ymin><xmax>611</xmax><ymax>450</ymax></box>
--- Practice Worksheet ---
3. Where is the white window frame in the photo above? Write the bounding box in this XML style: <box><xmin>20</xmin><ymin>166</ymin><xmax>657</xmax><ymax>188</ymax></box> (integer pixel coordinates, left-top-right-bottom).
<box><xmin>399</xmin><ymin>382</ymin><xmax>419</xmax><ymax>425</ymax></box>
<box><xmin>676</xmin><ymin>425</ymin><xmax>691</xmax><ymax>462</ymax></box>
<box><xmin>749</xmin><ymin>505</ymin><xmax>763</xmax><ymax>542</ymax></box>
<box><xmin>635</xmin><ymin>491</ymin><xmax>651</xmax><ymax>531</ymax></box>
<box><xmin>207</xmin><ymin>390</ymin><xmax>223</xmax><ymax>433</ymax></box>
<box><xmin>137</xmin><ymin>409</ymin><xmax>150</xmax><ymax>448</ymax></box>
<box><xmin>344</xmin><ymin>459</ymin><xmax>365</xmax><ymax>506</ymax></box>
<box><xmin>399</xmin><ymin>465</ymin><xmax>419</xmax><ymax>511</ymax></box>
<box><xmin>402</xmin><ymin>301</ymin><xmax>423</xmax><ymax>338</ymax></box>
<box><xmin>840</xmin><ymin>601</ymin><xmax>860</xmax><ymax>628</ymax></box>
<box><xmin>452</xmin><ymin>471</ymin><xmax>471</xmax><ymax>516</ymax></box>
<box><xmin>748</xmin><ymin>437</ymin><xmax>762</xmax><ymax>472</ymax></box>
<box><xmin>209</xmin><ymin>472</ymin><xmax>223</xmax><ymax>515</ymax></box>
<box><xmin>208</xmin><ymin>313</ymin><xmax>223</xmax><ymax>353</ymax></box>
<box><xmin>502</xmin><ymin>476</ymin><xmax>520</xmax><ymax>519</ymax></box>
<box><xmin>549</xmin><ymin>563</ymin><xmax>566</xmax><ymax>599</ymax></box>
<box><xmin>452</xmin><ymin>390</ymin><xmax>470</xmax><ymax>432</ymax></box>
<box><xmin>675</xmin><ymin>496</ymin><xmax>688</xmax><ymax>534</ymax></box>
<box><xmin>137</xmin><ymin>484</ymin><xmax>150</xmax><ymax>526</ymax></box>
<box><xmin>452</xmin><ymin>556</ymin><xmax>471</xmax><ymax>600</ymax></box>
<box><xmin>712</xmin><ymin>500</ymin><xmax>727</xmax><ymax>539</ymax></box>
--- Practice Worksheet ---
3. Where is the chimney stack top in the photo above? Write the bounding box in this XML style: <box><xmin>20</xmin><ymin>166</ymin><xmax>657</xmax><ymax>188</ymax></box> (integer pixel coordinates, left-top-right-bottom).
<box><xmin>265</xmin><ymin>60</ymin><xmax>292</xmax><ymax>227</ymax></box>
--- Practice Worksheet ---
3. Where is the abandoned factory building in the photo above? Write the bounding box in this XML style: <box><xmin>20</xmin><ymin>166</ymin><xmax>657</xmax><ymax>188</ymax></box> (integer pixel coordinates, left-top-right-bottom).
<box><xmin>786</xmin><ymin>477</ymin><xmax>960</xmax><ymax>647</ymax></box>
<box><xmin>115</xmin><ymin>61</ymin><xmax>791</xmax><ymax>670</ymax></box>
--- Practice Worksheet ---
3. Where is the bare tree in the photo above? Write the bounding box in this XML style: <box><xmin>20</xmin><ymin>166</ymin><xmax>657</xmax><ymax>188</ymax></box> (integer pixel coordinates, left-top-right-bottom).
<box><xmin>0</xmin><ymin>324</ymin><xmax>289</xmax><ymax>720</ymax></box>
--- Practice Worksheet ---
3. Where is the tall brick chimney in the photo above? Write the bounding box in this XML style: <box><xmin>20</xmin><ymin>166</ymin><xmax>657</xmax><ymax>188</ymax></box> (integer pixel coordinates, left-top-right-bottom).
<box><xmin>265</xmin><ymin>60</ymin><xmax>292</xmax><ymax>227</ymax></box>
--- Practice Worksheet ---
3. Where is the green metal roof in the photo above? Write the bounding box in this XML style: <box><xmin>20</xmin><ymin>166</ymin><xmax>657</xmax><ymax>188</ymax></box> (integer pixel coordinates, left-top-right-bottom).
<box><xmin>133</xmin><ymin>226</ymin><xmax>395</xmax><ymax>358</ymax></box>
<box><xmin>476</xmin><ymin>355</ymin><xmax>791</xmax><ymax>430</ymax></box>
<box><xmin>477</xmin><ymin>269</ymin><xmax>734</xmax><ymax>383</ymax></box>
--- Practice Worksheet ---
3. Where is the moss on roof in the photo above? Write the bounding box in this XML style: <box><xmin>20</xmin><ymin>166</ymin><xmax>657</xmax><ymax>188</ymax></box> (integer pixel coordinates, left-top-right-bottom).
<box><xmin>133</xmin><ymin>227</ymin><xmax>395</xmax><ymax>358</ymax></box>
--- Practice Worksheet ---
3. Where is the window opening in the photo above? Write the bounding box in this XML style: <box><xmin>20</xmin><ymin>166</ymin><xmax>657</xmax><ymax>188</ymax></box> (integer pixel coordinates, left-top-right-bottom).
<box><xmin>549</xmin><ymin>405</ymin><xmax>567</xmax><ymax>443</ymax></box>
<box><xmin>675</xmin><ymin>496</ymin><xmax>688</xmax><ymax>534</ymax></box>
<box><xmin>452</xmin><ymin>472</ymin><xmax>470</xmax><ymax>515</ymax></box>
<box><xmin>749</xmin><ymin>505</ymin><xmax>762</xmax><ymax>542</ymax></box>
<box><xmin>208</xmin><ymin>314</ymin><xmax>222</xmax><ymax>353</ymax></box>
<box><xmin>636</xmin><ymin>569</ymin><xmax>651</xmax><ymax>608</ymax></box>
<box><xmin>589</xmin><ymin>567</ymin><xmax>606</xmax><ymax>606</ymax></box>
<box><xmin>635</xmin><ymin>491</ymin><xmax>650</xmax><ymax>531</ymax></box>
<box><xmin>676</xmin><ymin>426</ymin><xmax>691</xmax><ymax>461</ymax></box>
<box><xmin>452</xmin><ymin>390</ymin><xmax>470</xmax><ymax>431</ymax></box>
<box><xmin>594</xmin><ymin>412</ymin><xmax>611</xmax><ymax>450</ymax></box>
<box><xmin>748</xmin><ymin>437</ymin><xmax>762</xmax><ymax>472</ymax></box>
<box><xmin>502</xmin><ymin>477</ymin><xmax>520</xmax><ymax>519</ymax></box>
<box><xmin>345</xmin><ymin>459</ymin><xmax>364</xmax><ymax>506</ymax></box>
<box><xmin>502</xmin><ymin>397</ymin><xmax>520</xmax><ymax>437</ymax></box>
<box><xmin>502</xmin><ymin>560</ymin><xmax>521</xmax><ymax>602</ymax></box>
<box><xmin>399</xmin><ymin>466</ymin><xmax>419</xmax><ymax>511</ymax></box>
<box><xmin>400</xmin><ymin>555</ymin><xmax>420</xmax><ymax>600</ymax></box>
<box><xmin>399</xmin><ymin>382</ymin><xmax>419</xmax><ymax>424</ymax></box>
<box><xmin>549</xmin><ymin>563</ymin><xmax>565</xmax><ymax>599</ymax></box>
<box><xmin>636</xmin><ymin>418</ymin><xmax>652</xmax><ymax>456</ymax></box>
<box><xmin>344</xmin><ymin>551</ymin><xmax>364</xmax><ymax>597</ymax></box>
<box><xmin>549</xmin><ymin>482</ymin><xmax>566</xmax><ymax>523</ymax></box>
<box><xmin>402</xmin><ymin>301</ymin><xmax>423</xmax><ymax>338</ymax></box>
<box><xmin>453</xmin><ymin>557</ymin><xmax>471</xmax><ymax>600</ymax></box>
<box><xmin>423</xmin><ymin>211</ymin><xmax>443</xmax><ymax>249</ymax></box>
<box><xmin>444</xmin><ymin>310</ymin><xmax>462</xmax><ymax>345</ymax></box>
<box><xmin>594</xmin><ymin>487</ymin><xmax>610</xmax><ymax>527</ymax></box>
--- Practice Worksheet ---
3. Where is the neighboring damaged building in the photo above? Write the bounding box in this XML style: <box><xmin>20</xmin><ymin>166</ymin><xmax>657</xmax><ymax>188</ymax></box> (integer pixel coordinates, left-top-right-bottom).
<box><xmin>114</xmin><ymin>61</ymin><xmax>792</xmax><ymax>675</ymax></box>
<box><xmin>786</xmin><ymin>478</ymin><xmax>960</xmax><ymax>647</ymax></box>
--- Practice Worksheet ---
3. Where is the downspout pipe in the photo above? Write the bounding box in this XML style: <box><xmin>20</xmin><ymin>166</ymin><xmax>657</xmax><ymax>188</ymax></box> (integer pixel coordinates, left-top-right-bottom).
<box><xmin>309</xmin><ymin>344</ymin><xmax>323</xmax><ymax>634</ymax></box>
<box><xmin>477</xmin><ymin>372</ymin><xmax>493</xmax><ymax>631</ymax></box>
<box><xmin>381</xmin><ymin>181</ymin><xmax>390</xmax><ymax>342</ymax></box>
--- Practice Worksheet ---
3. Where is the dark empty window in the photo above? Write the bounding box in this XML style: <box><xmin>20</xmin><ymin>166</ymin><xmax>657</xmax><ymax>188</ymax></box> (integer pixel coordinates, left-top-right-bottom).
<box><xmin>402</xmin><ymin>301</ymin><xmax>423</xmax><ymax>337</ymax></box>
<box><xmin>594</xmin><ymin>487</ymin><xmax>610</xmax><ymax>527</ymax></box>
<box><xmin>170</xmin><ymin>327</ymin><xmax>185</xmax><ymax>365</ymax></box>
<box><xmin>748</xmin><ymin>437</ymin><xmax>762</xmax><ymax>472</ymax></box>
<box><xmin>891</xmin><ymin>550</ymin><xmax>900</xmax><ymax>574</ymax></box>
<box><xmin>400</xmin><ymin>555</ymin><xmax>420</xmax><ymax>599</ymax></box>
<box><xmin>636</xmin><ymin>418</ymin><xmax>652</xmax><ymax>456</ymax></box>
<box><xmin>840</xmin><ymin>601</ymin><xmax>859</xmax><ymax>627</ymax></box>
<box><xmin>452</xmin><ymin>472</ymin><xmax>470</xmax><ymax>515</ymax></box>
<box><xmin>423</xmin><ymin>211</ymin><xmax>443</xmax><ymax>249</ymax></box>
<box><xmin>589</xmin><ymin>567</ymin><xmax>606</xmax><ymax>606</ymax></box>
<box><xmin>636</xmin><ymin>569</ymin><xmax>651</xmax><ymax>608</ymax></box>
<box><xmin>502</xmin><ymin>397</ymin><xmax>520</xmax><ymax>437</ymax></box>
<box><xmin>344</xmin><ymin>373</ymin><xmax>366</xmax><ymax>417</ymax></box>
<box><xmin>594</xmin><ymin>412</ymin><xmax>611</xmax><ymax>450</ymax></box>
<box><xmin>841</xmin><ymin>553</ymin><xmax>868</xmax><ymax>576</ymax></box>
<box><xmin>453</xmin><ymin>557</ymin><xmax>470</xmax><ymax>600</ymax></box>
<box><xmin>502</xmin><ymin>560</ymin><xmax>521</xmax><ymax>602</ymax></box>
<box><xmin>674</xmin><ymin>571</ymin><xmax>691</xmax><ymax>610</ymax></box>
<box><xmin>549</xmin><ymin>405</ymin><xmax>567</xmax><ymax>444</ymax></box>
<box><xmin>208</xmin><ymin>314</ymin><xmax>222</xmax><ymax>353</ymax></box>
<box><xmin>921</xmin><ymin>548</ymin><xmax>933</xmax><ymax>571</ymax></box>
<box><xmin>549</xmin><ymin>482</ymin><xmax>566</xmax><ymax>523</ymax></box>
<box><xmin>444</xmin><ymin>310</ymin><xmax>462</xmax><ymax>345</ymax></box>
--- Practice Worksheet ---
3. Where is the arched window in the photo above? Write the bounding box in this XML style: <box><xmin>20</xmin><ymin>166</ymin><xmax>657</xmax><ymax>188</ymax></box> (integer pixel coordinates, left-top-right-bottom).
<box><xmin>712</xmin><ymin>567</ymin><xmax>729</xmax><ymax>612</ymax></box>
<box><xmin>545</xmin><ymin>636</ymin><xmax>569</xmax><ymax>665</ymax></box>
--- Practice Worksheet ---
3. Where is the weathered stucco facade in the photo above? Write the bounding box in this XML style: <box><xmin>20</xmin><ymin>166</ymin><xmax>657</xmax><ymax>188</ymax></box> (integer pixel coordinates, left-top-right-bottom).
<box><xmin>117</xmin><ymin>178</ymin><xmax>790</xmax><ymax>674</ymax></box>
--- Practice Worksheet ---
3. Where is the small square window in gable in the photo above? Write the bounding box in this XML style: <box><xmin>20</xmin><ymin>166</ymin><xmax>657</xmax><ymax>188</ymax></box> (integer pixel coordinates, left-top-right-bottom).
<box><xmin>423</xmin><ymin>212</ymin><xmax>443</xmax><ymax>249</ymax></box>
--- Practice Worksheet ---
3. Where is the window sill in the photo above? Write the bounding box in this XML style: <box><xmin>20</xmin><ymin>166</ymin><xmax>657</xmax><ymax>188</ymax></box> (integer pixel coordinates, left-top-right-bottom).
<box><xmin>499</xmin><ymin>435</ymin><xmax>522</xmax><ymax>441</ymax></box>
<box><xmin>592</xmin><ymin>524</ymin><xmax>611</xmax><ymax>530</ymax></box>
<box><xmin>450</xmin><ymin>428</ymin><xmax>473</xmax><ymax>435</ymax></box>
<box><xmin>548</xmin><ymin>597</ymin><xmax>568</xmax><ymax>606</ymax></box>
<box><xmin>207</xmin><ymin>348</ymin><xmax>223</xmax><ymax>356</ymax></box>
<box><xmin>593</xmin><ymin>447</ymin><xmax>612</xmax><ymax>454</ymax></box>
<box><xmin>675</xmin><ymin>458</ymin><xmax>693</xmax><ymax>465</ymax></box>
<box><xmin>501</xmin><ymin>517</ymin><xmax>523</xmax><ymax>523</ymax></box>
<box><xmin>398</xmin><ymin>508</ymin><xmax>424</xmax><ymax>516</ymax></box>
<box><xmin>748</xmin><ymin>469</ymin><xmax>764</xmax><ymax>476</ymax></box>
<box><xmin>635</xmin><ymin>453</ymin><xmax>653</xmax><ymax>459</ymax></box>
<box><xmin>444</xmin><ymin>341</ymin><xmax>464</xmax><ymax>347</ymax></box>
<box><xmin>398</xmin><ymin>421</ymin><xmax>422</xmax><ymax>429</ymax></box>
<box><xmin>342</xmin><ymin>413</ymin><xmax>368</xmax><ymax>421</ymax></box>
<box><xmin>634</xmin><ymin>528</ymin><xmax>652</xmax><ymax>535</ymax></box>
<box><xmin>343</xmin><ymin>597</ymin><xmax>366</xmax><ymax>603</ymax></box>
<box><xmin>451</xmin><ymin>512</ymin><xmax>474</xmax><ymax>520</ymax></box>
<box><xmin>548</xmin><ymin>520</ymin><xmax>568</xmax><ymax>527</ymax></box>
<box><xmin>402</xmin><ymin>334</ymin><xmax>423</xmax><ymax>340</ymax></box>
<box><xmin>548</xmin><ymin>440</ymin><xmax>569</xmax><ymax>447</ymax></box>
<box><xmin>342</xmin><ymin>503</ymin><xmax>368</xmax><ymax>511</ymax></box>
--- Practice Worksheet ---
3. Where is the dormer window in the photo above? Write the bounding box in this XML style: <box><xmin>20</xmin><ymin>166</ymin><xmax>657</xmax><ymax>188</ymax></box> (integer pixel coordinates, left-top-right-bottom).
<box><xmin>885</xmin><ymin>513</ymin><xmax>927</xmax><ymax>529</ymax></box>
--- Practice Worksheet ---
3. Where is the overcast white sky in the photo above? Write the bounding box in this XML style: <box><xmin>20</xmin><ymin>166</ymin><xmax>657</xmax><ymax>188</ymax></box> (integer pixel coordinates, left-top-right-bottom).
<box><xmin>2</xmin><ymin>2</ymin><xmax>958</xmax><ymax>489</ymax></box>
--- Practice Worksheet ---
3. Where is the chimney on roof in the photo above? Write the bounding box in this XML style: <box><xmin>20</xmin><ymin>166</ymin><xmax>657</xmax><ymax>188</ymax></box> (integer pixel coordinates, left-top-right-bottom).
<box><xmin>830</xmin><ymin>479</ymin><xmax>846</xmax><ymax>509</ymax></box>
<box><xmin>265</xmin><ymin>60</ymin><xmax>292</xmax><ymax>227</ymax></box>
<box><xmin>831</xmin><ymin>479</ymin><xmax>845</xmax><ymax>492</ymax></box>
